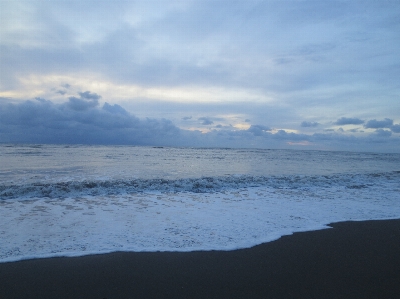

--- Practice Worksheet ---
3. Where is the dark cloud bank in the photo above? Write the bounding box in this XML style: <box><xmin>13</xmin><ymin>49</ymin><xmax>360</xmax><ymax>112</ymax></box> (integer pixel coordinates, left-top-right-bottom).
<box><xmin>0</xmin><ymin>95</ymin><xmax>399</xmax><ymax>153</ymax></box>
<box><xmin>335</xmin><ymin>117</ymin><xmax>364</xmax><ymax>126</ymax></box>
<box><xmin>301</xmin><ymin>121</ymin><xmax>319</xmax><ymax>128</ymax></box>
<box><xmin>0</xmin><ymin>94</ymin><xmax>181</xmax><ymax>146</ymax></box>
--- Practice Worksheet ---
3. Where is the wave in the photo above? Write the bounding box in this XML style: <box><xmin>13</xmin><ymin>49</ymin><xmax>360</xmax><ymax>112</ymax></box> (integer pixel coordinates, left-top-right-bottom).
<box><xmin>1</xmin><ymin>171</ymin><xmax>399</xmax><ymax>200</ymax></box>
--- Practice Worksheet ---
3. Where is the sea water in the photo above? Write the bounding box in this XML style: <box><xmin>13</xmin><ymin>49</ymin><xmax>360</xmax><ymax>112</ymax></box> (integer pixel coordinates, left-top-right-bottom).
<box><xmin>1</xmin><ymin>144</ymin><xmax>399</xmax><ymax>262</ymax></box>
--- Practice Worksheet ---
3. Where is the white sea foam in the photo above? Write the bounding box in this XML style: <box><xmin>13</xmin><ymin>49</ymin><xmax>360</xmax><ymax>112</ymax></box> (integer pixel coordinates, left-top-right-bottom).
<box><xmin>1</xmin><ymin>184</ymin><xmax>399</xmax><ymax>263</ymax></box>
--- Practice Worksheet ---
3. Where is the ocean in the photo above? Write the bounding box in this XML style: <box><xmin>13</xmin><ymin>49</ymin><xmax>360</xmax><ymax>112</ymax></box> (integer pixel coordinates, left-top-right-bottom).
<box><xmin>1</xmin><ymin>144</ymin><xmax>399</xmax><ymax>263</ymax></box>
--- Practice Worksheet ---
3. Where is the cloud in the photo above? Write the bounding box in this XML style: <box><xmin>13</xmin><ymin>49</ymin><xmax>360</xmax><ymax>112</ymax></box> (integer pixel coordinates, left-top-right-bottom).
<box><xmin>0</xmin><ymin>97</ymin><xmax>182</xmax><ymax>146</ymax></box>
<box><xmin>364</xmin><ymin>118</ymin><xmax>393</xmax><ymax>129</ymax></box>
<box><xmin>102</xmin><ymin>102</ymin><xmax>129</xmax><ymax>116</ymax></box>
<box><xmin>301</xmin><ymin>121</ymin><xmax>319</xmax><ymax>127</ymax></box>
<box><xmin>66</xmin><ymin>96</ymin><xmax>98</xmax><ymax>111</ymax></box>
<box><xmin>78</xmin><ymin>91</ymin><xmax>101</xmax><ymax>100</ymax></box>
<box><xmin>247</xmin><ymin>125</ymin><xmax>271</xmax><ymax>136</ymax></box>
<box><xmin>391</xmin><ymin>124</ymin><xmax>400</xmax><ymax>133</ymax></box>
<box><xmin>334</xmin><ymin>117</ymin><xmax>364</xmax><ymax>125</ymax></box>
<box><xmin>1</xmin><ymin>96</ymin><xmax>400</xmax><ymax>152</ymax></box>
<box><xmin>1</xmin><ymin>0</ymin><xmax>399</xmax><ymax>149</ymax></box>
<box><xmin>3</xmin><ymin>0</ymin><xmax>399</xmax><ymax>95</ymax></box>
<box><xmin>198</xmin><ymin>117</ymin><xmax>213</xmax><ymax>125</ymax></box>
<box><xmin>348</xmin><ymin>128</ymin><xmax>360</xmax><ymax>133</ymax></box>
<box><xmin>66</xmin><ymin>91</ymin><xmax>100</xmax><ymax>111</ymax></box>
<box><xmin>182</xmin><ymin>116</ymin><xmax>192</xmax><ymax>120</ymax></box>
<box><xmin>374</xmin><ymin>129</ymin><xmax>392</xmax><ymax>138</ymax></box>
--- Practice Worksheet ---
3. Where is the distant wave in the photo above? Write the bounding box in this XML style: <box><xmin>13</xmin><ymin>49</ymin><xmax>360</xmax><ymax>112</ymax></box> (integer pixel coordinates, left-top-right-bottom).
<box><xmin>1</xmin><ymin>171</ymin><xmax>399</xmax><ymax>200</ymax></box>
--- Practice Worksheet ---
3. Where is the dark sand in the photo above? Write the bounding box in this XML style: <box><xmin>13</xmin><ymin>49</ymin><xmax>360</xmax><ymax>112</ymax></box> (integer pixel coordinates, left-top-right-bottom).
<box><xmin>1</xmin><ymin>219</ymin><xmax>400</xmax><ymax>299</ymax></box>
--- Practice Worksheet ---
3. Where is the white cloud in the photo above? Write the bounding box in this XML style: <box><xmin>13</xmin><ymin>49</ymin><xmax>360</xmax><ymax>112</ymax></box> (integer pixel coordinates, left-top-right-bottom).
<box><xmin>0</xmin><ymin>73</ymin><xmax>274</xmax><ymax>105</ymax></box>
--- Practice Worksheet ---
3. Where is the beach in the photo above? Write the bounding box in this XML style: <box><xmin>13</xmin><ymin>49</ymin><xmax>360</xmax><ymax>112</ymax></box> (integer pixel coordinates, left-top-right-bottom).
<box><xmin>1</xmin><ymin>219</ymin><xmax>399</xmax><ymax>299</ymax></box>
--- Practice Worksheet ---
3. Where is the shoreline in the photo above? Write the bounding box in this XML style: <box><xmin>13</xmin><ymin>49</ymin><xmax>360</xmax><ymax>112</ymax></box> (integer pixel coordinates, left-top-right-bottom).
<box><xmin>1</xmin><ymin>219</ymin><xmax>400</xmax><ymax>298</ymax></box>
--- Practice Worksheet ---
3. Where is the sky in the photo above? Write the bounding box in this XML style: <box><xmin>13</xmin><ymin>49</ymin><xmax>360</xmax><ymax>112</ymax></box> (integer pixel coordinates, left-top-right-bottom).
<box><xmin>1</xmin><ymin>0</ymin><xmax>400</xmax><ymax>152</ymax></box>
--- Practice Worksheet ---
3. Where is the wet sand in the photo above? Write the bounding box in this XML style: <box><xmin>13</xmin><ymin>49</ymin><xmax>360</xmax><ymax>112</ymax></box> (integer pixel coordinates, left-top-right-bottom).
<box><xmin>1</xmin><ymin>219</ymin><xmax>399</xmax><ymax>299</ymax></box>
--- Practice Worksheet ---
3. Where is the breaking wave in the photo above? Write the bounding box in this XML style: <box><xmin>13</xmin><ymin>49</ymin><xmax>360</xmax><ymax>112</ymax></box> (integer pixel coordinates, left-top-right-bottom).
<box><xmin>1</xmin><ymin>171</ymin><xmax>399</xmax><ymax>200</ymax></box>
